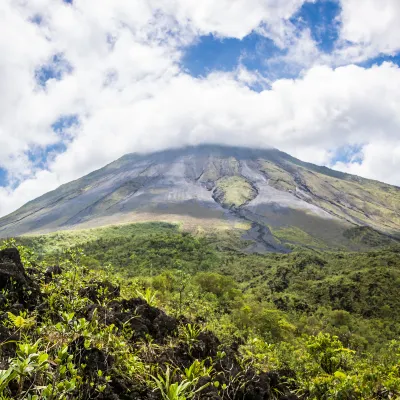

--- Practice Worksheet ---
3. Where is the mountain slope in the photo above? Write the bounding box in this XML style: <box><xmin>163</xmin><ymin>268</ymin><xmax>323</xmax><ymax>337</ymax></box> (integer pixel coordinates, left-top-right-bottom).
<box><xmin>1</xmin><ymin>145</ymin><xmax>399</xmax><ymax>250</ymax></box>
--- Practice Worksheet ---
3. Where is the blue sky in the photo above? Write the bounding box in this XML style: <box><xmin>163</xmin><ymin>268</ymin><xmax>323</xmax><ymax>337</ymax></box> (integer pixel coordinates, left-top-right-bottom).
<box><xmin>35</xmin><ymin>53</ymin><xmax>73</xmax><ymax>86</ymax></box>
<box><xmin>1</xmin><ymin>0</ymin><xmax>400</xmax><ymax>215</ymax></box>
<box><xmin>183</xmin><ymin>1</ymin><xmax>344</xmax><ymax>78</ymax></box>
<box><xmin>183</xmin><ymin>0</ymin><xmax>399</xmax><ymax>78</ymax></box>
<box><xmin>291</xmin><ymin>0</ymin><xmax>341</xmax><ymax>53</ymax></box>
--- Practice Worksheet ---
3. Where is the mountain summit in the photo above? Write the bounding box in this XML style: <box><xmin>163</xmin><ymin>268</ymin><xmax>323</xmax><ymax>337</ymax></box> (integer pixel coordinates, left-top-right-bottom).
<box><xmin>1</xmin><ymin>145</ymin><xmax>399</xmax><ymax>251</ymax></box>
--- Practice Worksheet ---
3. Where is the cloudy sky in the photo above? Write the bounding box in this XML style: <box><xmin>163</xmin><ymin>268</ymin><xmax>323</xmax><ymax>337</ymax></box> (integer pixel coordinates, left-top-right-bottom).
<box><xmin>1</xmin><ymin>0</ymin><xmax>400</xmax><ymax>217</ymax></box>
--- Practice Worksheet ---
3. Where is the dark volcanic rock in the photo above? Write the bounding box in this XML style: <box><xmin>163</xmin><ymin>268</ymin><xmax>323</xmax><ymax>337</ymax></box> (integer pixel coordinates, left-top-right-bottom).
<box><xmin>120</xmin><ymin>298</ymin><xmax>178</xmax><ymax>340</ymax></box>
<box><xmin>0</xmin><ymin>248</ymin><xmax>41</xmax><ymax>308</ymax></box>
<box><xmin>69</xmin><ymin>336</ymin><xmax>115</xmax><ymax>374</ymax></box>
<box><xmin>44</xmin><ymin>265</ymin><xmax>62</xmax><ymax>283</ymax></box>
<box><xmin>191</xmin><ymin>331</ymin><xmax>221</xmax><ymax>359</ymax></box>
<box><xmin>0</xmin><ymin>248</ymin><xmax>32</xmax><ymax>289</ymax></box>
<box><xmin>79</xmin><ymin>280</ymin><xmax>120</xmax><ymax>302</ymax></box>
<box><xmin>83</xmin><ymin>297</ymin><xmax>178</xmax><ymax>342</ymax></box>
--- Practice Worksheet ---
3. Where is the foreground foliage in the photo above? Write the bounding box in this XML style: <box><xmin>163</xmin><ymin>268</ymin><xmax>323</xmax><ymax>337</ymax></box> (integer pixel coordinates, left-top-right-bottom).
<box><xmin>1</xmin><ymin>223</ymin><xmax>400</xmax><ymax>399</ymax></box>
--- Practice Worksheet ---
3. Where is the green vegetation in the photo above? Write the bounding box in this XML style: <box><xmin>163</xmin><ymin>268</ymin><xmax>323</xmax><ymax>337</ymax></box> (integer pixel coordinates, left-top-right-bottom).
<box><xmin>214</xmin><ymin>176</ymin><xmax>257</xmax><ymax>208</ymax></box>
<box><xmin>1</xmin><ymin>222</ymin><xmax>400</xmax><ymax>399</ymax></box>
<box><xmin>261</xmin><ymin>155</ymin><xmax>400</xmax><ymax>236</ymax></box>
<box><xmin>199</xmin><ymin>157</ymin><xmax>240</xmax><ymax>182</ymax></box>
<box><xmin>259</xmin><ymin>160</ymin><xmax>296</xmax><ymax>192</ymax></box>
<box><xmin>271</xmin><ymin>226</ymin><xmax>329</xmax><ymax>248</ymax></box>
<box><xmin>343</xmin><ymin>226</ymin><xmax>398</xmax><ymax>247</ymax></box>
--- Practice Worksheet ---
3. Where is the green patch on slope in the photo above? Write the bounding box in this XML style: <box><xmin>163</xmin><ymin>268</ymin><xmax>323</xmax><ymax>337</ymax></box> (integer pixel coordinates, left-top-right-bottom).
<box><xmin>259</xmin><ymin>160</ymin><xmax>296</xmax><ymax>192</ymax></box>
<box><xmin>88</xmin><ymin>180</ymin><xmax>143</xmax><ymax>214</ymax></box>
<box><xmin>271</xmin><ymin>226</ymin><xmax>329</xmax><ymax>249</ymax></box>
<box><xmin>199</xmin><ymin>157</ymin><xmax>240</xmax><ymax>182</ymax></box>
<box><xmin>17</xmin><ymin>222</ymin><xmax>180</xmax><ymax>257</ymax></box>
<box><xmin>260</xmin><ymin>155</ymin><xmax>400</xmax><ymax>236</ymax></box>
<box><xmin>214</xmin><ymin>176</ymin><xmax>257</xmax><ymax>208</ymax></box>
<box><xmin>296</xmin><ymin>167</ymin><xmax>400</xmax><ymax>234</ymax></box>
<box><xmin>343</xmin><ymin>226</ymin><xmax>397</xmax><ymax>247</ymax></box>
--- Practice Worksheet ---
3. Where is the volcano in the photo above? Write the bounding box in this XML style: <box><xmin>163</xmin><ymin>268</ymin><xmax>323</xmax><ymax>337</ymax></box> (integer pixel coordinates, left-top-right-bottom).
<box><xmin>1</xmin><ymin>145</ymin><xmax>399</xmax><ymax>251</ymax></box>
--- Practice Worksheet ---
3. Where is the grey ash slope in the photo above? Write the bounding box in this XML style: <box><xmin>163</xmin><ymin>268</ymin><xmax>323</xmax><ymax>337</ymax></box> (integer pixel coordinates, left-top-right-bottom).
<box><xmin>1</xmin><ymin>145</ymin><xmax>399</xmax><ymax>251</ymax></box>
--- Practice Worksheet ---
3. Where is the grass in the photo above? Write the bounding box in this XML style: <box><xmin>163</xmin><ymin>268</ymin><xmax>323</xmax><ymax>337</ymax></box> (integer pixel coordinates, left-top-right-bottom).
<box><xmin>259</xmin><ymin>155</ymin><xmax>400</xmax><ymax>236</ymax></box>
<box><xmin>271</xmin><ymin>226</ymin><xmax>329</xmax><ymax>248</ymax></box>
<box><xmin>215</xmin><ymin>176</ymin><xmax>256</xmax><ymax>207</ymax></box>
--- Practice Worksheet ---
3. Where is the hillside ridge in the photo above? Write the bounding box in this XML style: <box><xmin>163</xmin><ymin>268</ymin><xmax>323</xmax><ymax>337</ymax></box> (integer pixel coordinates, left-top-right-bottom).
<box><xmin>0</xmin><ymin>144</ymin><xmax>399</xmax><ymax>250</ymax></box>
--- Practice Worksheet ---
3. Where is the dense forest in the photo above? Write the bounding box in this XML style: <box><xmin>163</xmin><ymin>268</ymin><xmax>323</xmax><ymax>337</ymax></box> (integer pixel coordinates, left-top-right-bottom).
<box><xmin>1</xmin><ymin>222</ymin><xmax>400</xmax><ymax>399</ymax></box>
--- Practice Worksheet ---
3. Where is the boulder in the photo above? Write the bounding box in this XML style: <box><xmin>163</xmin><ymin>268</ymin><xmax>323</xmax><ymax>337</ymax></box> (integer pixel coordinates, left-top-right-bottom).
<box><xmin>79</xmin><ymin>280</ymin><xmax>120</xmax><ymax>302</ymax></box>
<box><xmin>44</xmin><ymin>265</ymin><xmax>62</xmax><ymax>283</ymax></box>
<box><xmin>0</xmin><ymin>248</ymin><xmax>32</xmax><ymax>289</ymax></box>
<box><xmin>0</xmin><ymin>248</ymin><xmax>40</xmax><ymax>308</ymax></box>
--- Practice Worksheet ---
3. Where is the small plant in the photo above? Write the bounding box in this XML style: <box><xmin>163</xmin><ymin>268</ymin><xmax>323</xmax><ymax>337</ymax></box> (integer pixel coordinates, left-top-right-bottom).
<box><xmin>7</xmin><ymin>312</ymin><xmax>36</xmax><ymax>331</ymax></box>
<box><xmin>151</xmin><ymin>366</ymin><xmax>209</xmax><ymax>400</ymax></box>
<box><xmin>0</xmin><ymin>369</ymin><xmax>17</xmax><ymax>393</ymax></box>
<box><xmin>307</xmin><ymin>333</ymin><xmax>355</xmax><ymax>375</ymax></box>
<box><xmin>40</xmin><ymin>345</ymin><xmax>80</xmax><ymax>399</ymax></box>
<box><xmin>95</xmin><ymin>369</ymin><xmax>112</xmax><ymax>394</ymax></box>
<box><xmin>136</xmin><ymin>287</ymin><xmax>158</xmax><ymax>307</ymax></box>
<box><xmin>179</xmin><ymin>324</ymin><xmax>203</xmax><ymax>353</ymax></box>
<box><xmin>9</xmin><ymin>340</ymin><xmax>49</xmax><ymax>396</ymax></box>
<box><xmin>184</xmin><ymin>359</ymin><xmax>213</xmax><ymax>383</ymax></box>
<box><xmin>64</xmin><ymin>248</ymin><xmax>84</xmax><ymax>302</ymax></box>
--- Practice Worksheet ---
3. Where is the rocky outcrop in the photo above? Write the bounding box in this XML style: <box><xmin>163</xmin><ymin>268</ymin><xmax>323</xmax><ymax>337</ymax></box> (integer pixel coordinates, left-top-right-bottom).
<box><xmin>0</xmin><ymin>248</ymin><xmax>40</xmax><ymax>308</ymax></box>
<box><xmin>79</xmin><ymin>279</ymin><xmax>120</xmax><ymax>302</ymax></box>
<box><xmin>83</xmin><ymin>297</ymin><xmax>178</xmax><ymax>341</ymax></box>
<box><xmin>44</xmin><ymin>265</ymin><xmax>62</xmax><ymax>283</ymax></box>
<box><xmin>0</xmin><ymin>248</ymin><xmax>32</xmax><ymax>288</ymax></box>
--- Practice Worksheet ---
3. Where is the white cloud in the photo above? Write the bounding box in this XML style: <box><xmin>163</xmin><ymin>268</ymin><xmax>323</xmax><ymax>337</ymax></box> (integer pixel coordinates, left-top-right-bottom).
<box><xmin>149</xmin><ymin>0</ymin><xmax>309</xmax><ymax>42</ymax></box>
<box><xmin>340</xmin><ymin>0</ymin><xmax>400</xmax><ymax>57</ymax></box>
<box><xmin>265</xmin><ymin>28</ymin><xmax>325</xmax><ymax>77</ymax></box>
<box><xmin>50</xmin><ymin>62</ymin><xmax>400</xmax><ymax>184</ymax></box>
<box><xmin>0</xmin><ymin>2</ymin><xmax>55</xmax><ymax>177</ymax></box>
<box><xmin>266</xmin><ymin>0</ymin><xmax>400</xmax><ymax>72</ymax></box>
<box><xmin>1</xmin><ymin>0</ymin><xmax>400</xmax><ymax>217</ymax></box>
<box><xmin>334</xmin><ymin>141</ymin><xmax>400</xmax><ymax>185</ymax></box>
